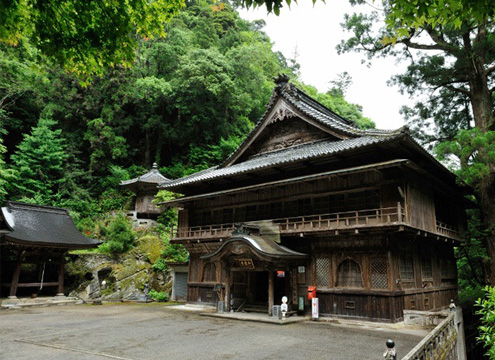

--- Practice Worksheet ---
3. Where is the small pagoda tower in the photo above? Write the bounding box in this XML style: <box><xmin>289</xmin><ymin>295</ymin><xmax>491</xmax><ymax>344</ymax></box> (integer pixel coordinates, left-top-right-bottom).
<box><xmin>120</xmin><ymin>163</ymin><xmax>170</xmax><ymax>226</ymax></box>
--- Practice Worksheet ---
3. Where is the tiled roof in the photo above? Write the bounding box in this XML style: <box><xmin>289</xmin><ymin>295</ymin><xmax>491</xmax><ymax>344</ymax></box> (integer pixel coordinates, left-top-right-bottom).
<box><xmin>284</xmin><ymin>85</ymin><xmax>398</xmax><ymax>137</ymax></box>
<box><xmin>220</xmin><ymin>80</ymin><xmax>400</xmax><ymax>168</ymax></box>
<box><xmin>1</xmin><ymin>201</ymin><xmax>100</xmax><ymax>248</ymax></box>
<box><xmin>160</xmin><ymin>133</ymin><xmax>403</xmax><ymax>189</ymax></box>
<box><xmin>120</xmin><ymin>163</ymin><xmax>170</xmax><ymax>187</ymax></box>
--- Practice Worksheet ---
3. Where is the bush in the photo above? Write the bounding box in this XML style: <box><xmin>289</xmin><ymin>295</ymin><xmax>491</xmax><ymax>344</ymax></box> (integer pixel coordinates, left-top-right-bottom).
<box><xmin>98</xmin><ymin>213</ymin><xmax>136</xmax><ymax>255</ymax></box>
<box><xmin>476</xmin><ymin>286</ymin><xmax>495</xmax><ymax>359</ymax></box>
<box><xmin>149</xmin><ymin>289</ymin><xmax>169</xmax><ymax>302</ymax></box>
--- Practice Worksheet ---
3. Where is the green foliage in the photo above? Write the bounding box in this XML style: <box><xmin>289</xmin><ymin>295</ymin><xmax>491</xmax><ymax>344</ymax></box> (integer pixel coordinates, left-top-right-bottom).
<box><xmin>97</xmin><ymin>213</ymin><xmax>136</xmax><ymax>255</ymax></box>
<box><xmin>10</xmin><ymin>115</ymin><xmax>67</xmax><ymax>204</ymax></box>
<box><xmin>0</xmin><ymin>0</ymin><xmax>185</xmax><ymax>78</ymax></box>
<box><xmin>456</xmin><ymin>209</ymin><xmax>490</xmax><ymax>294</ymax></box>
<box><xmin>149</xmin><ymin>289</ymin><xmax>169</xmax><ymax>302</ymax></box>
<box><xmin>476</xmin><ymin>286</ymin><xmax>495</xmax><ymax>358</ymax></box>
<box><xmin>151</xmin><ymin>258</ymin><xmax>169</xmax><ymax>272</ymax></box>
<box><xmin>0</xmin><ymin>130</ymin><xmax>17</xmax><ymax>200</ymax></box>
<box><xmin>437</xmin><ymin>129</ymin><xmax>495</xmax><ymax>190</ymax></box>
<box><xmin>161</xmin><ymin>242</ymin><xmax>189</xmax><ymax>263</ymax></box>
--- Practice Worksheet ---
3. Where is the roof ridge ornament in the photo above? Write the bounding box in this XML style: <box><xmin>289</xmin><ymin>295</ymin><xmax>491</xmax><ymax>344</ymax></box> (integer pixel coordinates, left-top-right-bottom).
<box><xmin>274</xmin><ymin>74</ymin><xmax>290</xmax><ymax>94</ymax></box>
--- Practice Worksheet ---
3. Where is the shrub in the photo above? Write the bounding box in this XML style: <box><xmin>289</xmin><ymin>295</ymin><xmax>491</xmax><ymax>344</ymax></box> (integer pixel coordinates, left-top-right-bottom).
<box><xmin>98</xmin><ymin>213</ymin><xmax>136</xmax><ymax>255</ymax></box>
<box><xmin>476</xmin><ymin>286</ymin><xmax>495</xmax><ymax>359</ymax></box>
<box><xmin>149</xmin><ymin>289</ymin><xmax>169</xmax><ymax>302</ymax></box>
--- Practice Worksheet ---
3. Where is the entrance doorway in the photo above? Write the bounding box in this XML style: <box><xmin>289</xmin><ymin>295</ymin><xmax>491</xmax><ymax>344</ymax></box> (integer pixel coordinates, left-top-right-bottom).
<box><xmin>230</xmin><ymin>269</ymin><xmax>291</xmax><ymax>313</ymax></box>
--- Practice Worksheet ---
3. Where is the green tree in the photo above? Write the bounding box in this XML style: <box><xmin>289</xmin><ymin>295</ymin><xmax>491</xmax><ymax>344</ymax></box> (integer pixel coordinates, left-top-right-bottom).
<box><xmin>0</xmin><ymin>0</ymin><xmax>184</xmax><ymax>78</ymax></box>
<box><xmin>0</xmin><ymin>130</ymin><xmax>17</xmax><ymax>200</ymax></box>
<box><xmin>11</xmin><ymin>115</ymin><xmax>68</xmax><ymax>204</ymax></box>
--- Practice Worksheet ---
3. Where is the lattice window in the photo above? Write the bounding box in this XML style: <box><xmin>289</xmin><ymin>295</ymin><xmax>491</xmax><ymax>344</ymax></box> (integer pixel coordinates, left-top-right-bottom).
<box><xmin>400</xmin><ymin>254</ymin><xmax>415</xmax><ymax>280</ymax></box>
<box><xmin>337</xmin><ymin>259</ymin><xmax>363</xmax><ymax>288</ymax></box>
<box><xmin>421</xmin><ymin>256</ymin><xmax>433</xmax><ymax>279</ymax></box>
<box><xmin>371</xmin><ymin>257</ymin><xmax>388</xmax><ymax>289</ymax></box>
<box><xmin>316</xmin><ymin>257</ymin><xmax>330</xmax><ymax>287</ymax></box>
<box><xmin>202</xmin><ymin>263</ymin><xmax>216</xmax><ymax>283</ymax></box>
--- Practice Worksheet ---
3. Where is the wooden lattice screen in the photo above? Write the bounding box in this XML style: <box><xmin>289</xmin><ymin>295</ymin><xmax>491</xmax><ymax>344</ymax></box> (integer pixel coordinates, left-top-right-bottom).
<box><xmin>315</xmin><ymin>257</ymin><xmax>330</xmax><ymax>287</ymax></box>
<box><xmin>370</xmin><ymin>257</ymin><xmax>388</xmax><ymax>289</ymax></box>
<box><xmin>400</xmin><ymin>254</ymin><xmax>415</xmax><ymax>280</ymax></box>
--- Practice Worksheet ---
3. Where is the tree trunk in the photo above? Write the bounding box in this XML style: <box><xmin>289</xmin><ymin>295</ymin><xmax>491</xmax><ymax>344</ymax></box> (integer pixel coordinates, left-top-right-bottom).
<box><xmin>477</xmin><ymin>179</ymin><xmax>495</xmax><ymax>285</ymax></box>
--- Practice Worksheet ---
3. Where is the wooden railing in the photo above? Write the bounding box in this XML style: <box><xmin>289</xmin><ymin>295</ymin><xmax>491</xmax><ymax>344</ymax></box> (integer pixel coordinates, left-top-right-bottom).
<box><xmin>171</xmin><ymin>204</ymin><xmax>406</xmax><ymax>240</ymax></box>
<box><xmin>273</xmin><ymin>205</ymin><xmax>405</xmax><ymax>233</ymax></box>
<box><xmin>436</xmin><ymin>221</ymin><xmax>460</xmax><ymax>239</ymax></box>
<box><xmin>402</xmin><ymin>312</ymin><xmax>458</xmax><ymax>360</ymax></box>
<box><xmin>172</xmin><ymin>223</ymin><xmax>235</xmax><ymax>240</ymax></box>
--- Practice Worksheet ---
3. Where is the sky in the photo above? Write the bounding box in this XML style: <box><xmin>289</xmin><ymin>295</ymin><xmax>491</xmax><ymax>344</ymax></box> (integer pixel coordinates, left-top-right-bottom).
<box><xmin>238</xmin><ymin>1</ymin><xmax>413</xmax><ymax>130</ymax></box>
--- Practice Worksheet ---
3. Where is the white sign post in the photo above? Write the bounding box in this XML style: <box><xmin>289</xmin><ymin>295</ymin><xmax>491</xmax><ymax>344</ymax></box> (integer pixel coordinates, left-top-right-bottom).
<box><xmin>311</xmin><ymin>297</ymin><xmax>319</xmax><ymax>320</ymax></box>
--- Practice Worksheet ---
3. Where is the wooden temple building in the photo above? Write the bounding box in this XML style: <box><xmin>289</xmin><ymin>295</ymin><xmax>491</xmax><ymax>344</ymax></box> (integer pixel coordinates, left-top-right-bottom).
<box><xmin>120</xmin><ymin>163</ymin><xmax>170</xmax><ymax>227</ymax></box>
<box><xmin>0</xmin><ymin>201</ymin><xmax>99</xmax><ymax>298</ymax></box>
<box><xmin>160</xmin><ymin>77</ymin><xmax>469</xmax><ymax>322</ymax></box>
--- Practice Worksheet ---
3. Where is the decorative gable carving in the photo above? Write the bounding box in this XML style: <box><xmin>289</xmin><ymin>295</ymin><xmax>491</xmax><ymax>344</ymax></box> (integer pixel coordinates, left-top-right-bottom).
<box><xmin>267</xmin><ymin>102</ymin><xmax>297</xmax><ymax>125</ymax></box>
<box><xmin>238</xmin><ymin>118</ymin><xmax>339</xmax><ymax>161</ymax></box>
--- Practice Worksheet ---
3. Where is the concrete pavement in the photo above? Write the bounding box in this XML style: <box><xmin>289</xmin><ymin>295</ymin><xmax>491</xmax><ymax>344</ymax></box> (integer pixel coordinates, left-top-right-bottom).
<box><xmin>0</xmin><ymin>303</ymin><xmax>427</xmax><ymax>359</ymax></box>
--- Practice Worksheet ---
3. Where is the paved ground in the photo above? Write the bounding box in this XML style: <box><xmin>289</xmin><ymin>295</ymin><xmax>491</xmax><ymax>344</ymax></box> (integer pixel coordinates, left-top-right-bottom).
<box><xmin>0</xmin><ymin>303</ymin><xmax>427</xmax><ymax>360</ymax></box>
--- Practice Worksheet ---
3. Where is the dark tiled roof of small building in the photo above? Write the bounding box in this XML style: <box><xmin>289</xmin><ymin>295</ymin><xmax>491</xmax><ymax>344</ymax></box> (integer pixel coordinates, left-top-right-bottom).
<box><xmin>160</xmin><ymin>133</ymin><xmax>404</xmax><ymax>189</ymax></box>
<box><xmin>120</xmin><ymin>163</ymin><xmax>170</xmax><ymax>188</ymax></box>
<box><xmin>1</xmin><ymin>201</ymin><xmax>100</xmax><ymax>248</ymax></box>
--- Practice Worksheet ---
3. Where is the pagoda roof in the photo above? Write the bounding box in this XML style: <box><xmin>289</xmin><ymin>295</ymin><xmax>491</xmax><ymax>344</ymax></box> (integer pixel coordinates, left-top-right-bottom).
<box><xmin>120</xmin><ymin>163</ymin><xmax>170</xmax><ymax>189</ymax></box>
<box><xmin>1</xmin><ymin>201</ymin><xmax>100</xmax><ymax>249</ymax></box>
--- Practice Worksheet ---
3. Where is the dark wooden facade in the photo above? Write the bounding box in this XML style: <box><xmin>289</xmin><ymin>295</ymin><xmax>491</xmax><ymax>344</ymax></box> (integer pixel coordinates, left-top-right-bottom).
<box><xmin>160</xmin><ymin>77</ymin><xmax>468</xmax><ymax>322</ymax></box>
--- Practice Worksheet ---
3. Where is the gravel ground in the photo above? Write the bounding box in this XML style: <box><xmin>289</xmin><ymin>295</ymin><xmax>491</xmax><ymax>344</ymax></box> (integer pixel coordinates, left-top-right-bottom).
<box><xmin>0</xmin><ymin>303</ymin><xmax>426</xmax><ymax>360</ymax></box>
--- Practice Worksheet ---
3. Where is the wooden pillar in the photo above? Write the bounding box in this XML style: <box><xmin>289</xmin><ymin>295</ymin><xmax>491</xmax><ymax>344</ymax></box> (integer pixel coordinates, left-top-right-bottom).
<box><xmin>9</xmin><ymin>254</ymin><xmax>23</xmax><ymax>298</ymax></box>
<box><xmin>225</xmin><ymin>270</ymin><xmax>232</xmax><ymax>311</ymax></box>
<box><xmin>268</xmin><ymin>269</ymin><xmax>274</xmax><ymax>316</ymax></box>
<box><xmin>56</xmin><ymin>254</ymin><xmax>65</xmax><ymax>296</ymax></box>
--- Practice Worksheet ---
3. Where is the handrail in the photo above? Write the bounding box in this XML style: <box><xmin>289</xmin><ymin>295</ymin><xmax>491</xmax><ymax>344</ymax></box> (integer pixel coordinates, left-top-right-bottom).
<box><xmin>436</xmin><ymin>221</ymin><xmax>460</xmax><ymax>238</ymax></box>
<box><xmin>171</xmin><ymin>204</ymin><xmax>407</xmax><ymax>239</ymax></box>
<box><xmin>401</xmin><ymin>312</ymin><xmax>458</xmax><ymax>360</ymax></box>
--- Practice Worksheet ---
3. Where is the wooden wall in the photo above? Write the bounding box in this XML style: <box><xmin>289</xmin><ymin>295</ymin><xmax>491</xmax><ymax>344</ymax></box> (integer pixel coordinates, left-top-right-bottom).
<box><xmin>407</xmin><ymin>181</ymin><xmax>436</xmax><ymax>232</ymax></box>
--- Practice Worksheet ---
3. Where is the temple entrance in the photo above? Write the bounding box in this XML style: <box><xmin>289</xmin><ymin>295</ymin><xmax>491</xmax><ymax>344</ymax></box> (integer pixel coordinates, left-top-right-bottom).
<box><xmin>231</xmin><ymin>270</ymin><xmax>269</xmax><ymax>313</ymax></box>
<box><xmin>230</xmin><ymin>269</ymin><xmax>290</xmax><ymax>313</ymax></box>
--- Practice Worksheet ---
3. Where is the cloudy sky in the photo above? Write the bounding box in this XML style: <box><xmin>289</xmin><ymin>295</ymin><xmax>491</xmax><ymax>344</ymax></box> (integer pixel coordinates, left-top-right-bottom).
<box><xmin>238</xmin><ymin>1</ymin><xmax>413</xmax><ymax>130</ymax></box>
